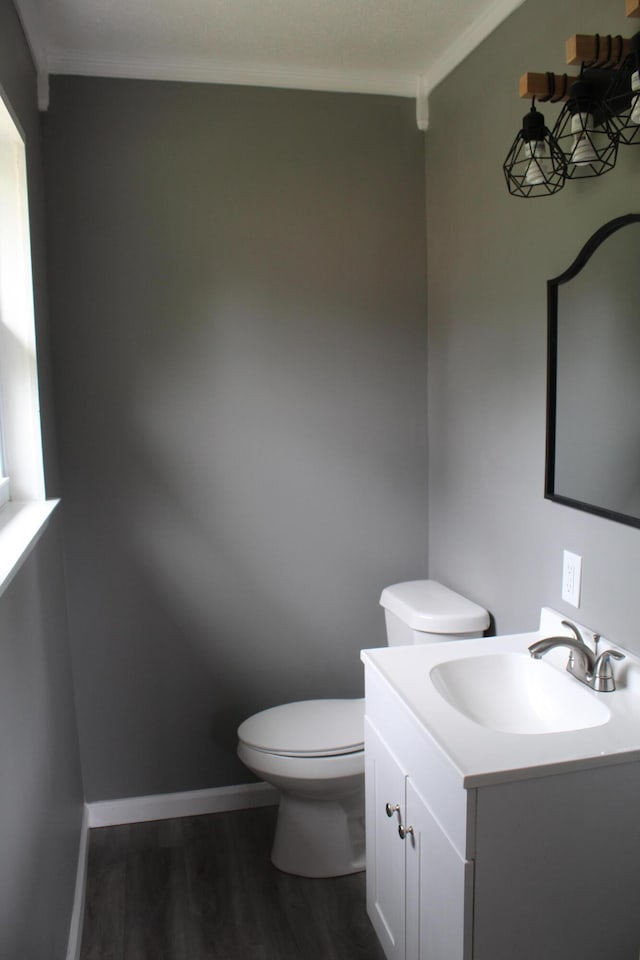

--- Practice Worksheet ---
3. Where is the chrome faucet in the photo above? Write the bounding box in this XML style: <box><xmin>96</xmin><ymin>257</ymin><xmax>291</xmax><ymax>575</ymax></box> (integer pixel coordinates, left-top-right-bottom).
<box><xmin>528</xmin><ymin>619</ymin><xmax>625</xmax><ymax>692</ymax></box>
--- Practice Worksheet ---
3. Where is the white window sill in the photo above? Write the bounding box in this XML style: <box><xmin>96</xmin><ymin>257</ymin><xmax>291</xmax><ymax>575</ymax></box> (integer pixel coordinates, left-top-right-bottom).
<box><xmin>0</xmin><ymin>499</ymin><xmax>59</xmax><ymax>598</ymax></box>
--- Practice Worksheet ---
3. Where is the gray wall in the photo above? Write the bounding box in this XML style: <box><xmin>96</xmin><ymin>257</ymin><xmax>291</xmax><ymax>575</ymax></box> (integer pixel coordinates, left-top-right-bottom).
<box><xmin>41</xmin><ymin>0</ymin><xmax>640</xmax><ymax>813</ymax></box>
<box><xmin>43</xmin><ymin>79</ymin><xmax>428</xmax><ymax>801</ymax></box>
<box><xmin>426</xmin><ymin>0</ymin><xmax>640</xmax><ymax>646</ymax></box>
<box><xmin>0</xmin><ymin>1</ymin><xmax>84</xmax><ymax>957</ymax></box>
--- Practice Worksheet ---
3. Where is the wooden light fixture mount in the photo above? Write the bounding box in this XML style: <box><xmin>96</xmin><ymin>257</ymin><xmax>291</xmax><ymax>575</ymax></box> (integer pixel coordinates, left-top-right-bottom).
<box><xmin>504</xmin><ymin>0</ymin><xmax>640</xmax><ymax>198</ymax></box>
<box><xmin>519</xmin><ymin>1</ymin><xmax>640</xmax><ymax>101</ymax></box>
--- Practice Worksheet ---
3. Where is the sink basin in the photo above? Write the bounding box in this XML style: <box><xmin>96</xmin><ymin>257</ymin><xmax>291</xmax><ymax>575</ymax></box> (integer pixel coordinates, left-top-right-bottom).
<box><xmin>430</xmin><ymin>653</ymin><xmax>611</xmax><ymax>735</ymax></box>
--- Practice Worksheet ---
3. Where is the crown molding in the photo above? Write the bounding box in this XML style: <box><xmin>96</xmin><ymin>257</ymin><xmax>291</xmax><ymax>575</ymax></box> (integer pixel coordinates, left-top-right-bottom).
<box><xmin>15</xmin><ymin>0</ymin><xmax>524</xmax><ymax>117</ymax></box>
<box><xmin>12</xmin><ymin>0</ymin><xmax>50</xmax><ymax>109</ymax></box>
<box><xmin>416</xmin><ymin>75</ymin><xmax>429</xmax><ymax>131</ymax></box>
<box><xmin>415</xmin><ymin>0</ymin><xmax>526</xmax><ymax>130</ymax></box>
<box><xmin>46</xmin><ymin>51</ymin><xmax>416</xmax><ymax>99</ymax></box>
<box><xmin>422</xmin><ymin>0</ymin><xmax>526</xmax><ymax>95</ymax></box>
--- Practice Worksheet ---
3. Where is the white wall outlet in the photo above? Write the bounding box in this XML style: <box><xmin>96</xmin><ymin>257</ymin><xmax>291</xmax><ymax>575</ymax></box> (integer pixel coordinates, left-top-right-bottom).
<box><xmin>562</xmin><ymin>550</ymin><xmax>582</xmax><ymax>608</ymax></box>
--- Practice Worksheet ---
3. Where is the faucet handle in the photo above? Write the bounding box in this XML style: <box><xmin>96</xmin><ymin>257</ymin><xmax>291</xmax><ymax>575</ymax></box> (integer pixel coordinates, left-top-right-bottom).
<box><xmin>561</xmin><ymin>619</ymin><xmax>585</xmax><ymax>643</ymax></box>
<box><xmin>592</xmin><ymin>649</ymin><xmax>625</xmax><ymax>692</ymax></box>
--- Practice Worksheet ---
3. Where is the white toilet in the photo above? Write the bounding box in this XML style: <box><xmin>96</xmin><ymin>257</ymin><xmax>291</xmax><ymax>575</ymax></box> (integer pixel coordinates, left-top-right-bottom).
<box><xmin>237</xmin><ymin>580</ymin><xmax>489</xmax><ymax>878</ymax></box>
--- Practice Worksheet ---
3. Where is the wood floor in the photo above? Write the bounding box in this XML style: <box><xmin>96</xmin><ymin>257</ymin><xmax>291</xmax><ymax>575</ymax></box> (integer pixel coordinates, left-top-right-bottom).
<box><xmin>80</xmin><ymin>804</ymin><xmax>387</xmax><ymax>960</ymax></box>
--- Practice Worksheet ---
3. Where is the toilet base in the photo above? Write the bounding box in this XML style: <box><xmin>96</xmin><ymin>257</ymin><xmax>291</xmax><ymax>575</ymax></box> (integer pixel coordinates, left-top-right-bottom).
<box><xmin>271</xmin><ymin>786</ymin><xmax>365</xmax><ymax>878</ymax></box>
<box><xmin>237</xmin><ymin>738</ymin><xmax>366</xmax><ymax>878</ymax></box>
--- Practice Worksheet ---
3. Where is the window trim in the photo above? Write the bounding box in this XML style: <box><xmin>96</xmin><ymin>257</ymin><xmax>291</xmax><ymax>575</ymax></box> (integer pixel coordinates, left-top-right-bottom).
<box><xmin>0</xmin><ymin>83</ymin><xmax>56</xmax><ymax>595</ymax></box>
<box><xmin>0</xmin><ymin>476</ymin><xmax>9</xmax><ymax>509</ymax></box>
<box><xmin>0</xmin><ymin>499</ymin><xmax>58</xmax><ymax>597</ymax></box>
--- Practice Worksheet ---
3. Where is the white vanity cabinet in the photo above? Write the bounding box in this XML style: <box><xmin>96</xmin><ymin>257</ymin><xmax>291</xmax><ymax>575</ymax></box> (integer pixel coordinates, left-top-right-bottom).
<box><xmin>363</xmin><ymin>647</ymin><xmax>640</xmax><ymax>960</ymax></box>
<box><xmin>365</xmin><ymin>718</ymin><xmax>472</xmax><ymax>960</ymax></box>
<box><xmin>365</xmin><ymin>669</ymin><xmax>474</xmax><ymax>960</ymax></box>
<box><xmin>364</xmin><ymin>718</ymin><xmax>407</xmax><ymax>960</ymax></box>
<box><xmin>404</xmin><ymin>778</ymin><xmax>470</xmax><ymax>960</ymax></box>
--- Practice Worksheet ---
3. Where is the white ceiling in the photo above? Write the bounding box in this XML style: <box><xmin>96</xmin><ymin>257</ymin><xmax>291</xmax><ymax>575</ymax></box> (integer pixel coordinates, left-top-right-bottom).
<box><xmin>14</xmin><ymin>0</ymin><xmax>525</xmax><ymax>117</ymax></box>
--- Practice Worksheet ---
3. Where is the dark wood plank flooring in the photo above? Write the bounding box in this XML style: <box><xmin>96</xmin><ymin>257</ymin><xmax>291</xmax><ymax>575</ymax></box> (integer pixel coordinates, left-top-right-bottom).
<box><xmin>80</xmin><ymin>805</ymin><xmax>386</xmax><ymax>960</ymax></box>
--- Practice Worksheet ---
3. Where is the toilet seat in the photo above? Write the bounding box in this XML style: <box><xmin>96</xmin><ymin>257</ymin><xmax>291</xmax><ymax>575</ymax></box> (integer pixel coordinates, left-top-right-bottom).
<box><xmin>237</xmin><ymin>698</ymin><xmax>364</xmax><ymax>758</ymax></box>
<box><xmin>238</xmin><ymin>740</ymin><xmax>365</xmax><ymax>783</ymax></box>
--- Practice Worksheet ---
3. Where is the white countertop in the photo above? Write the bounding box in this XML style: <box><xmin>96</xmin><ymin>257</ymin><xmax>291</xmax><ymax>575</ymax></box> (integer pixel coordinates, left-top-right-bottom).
<box><xmin>361</xmin><ymin>607</ymin><xmax>640</xmax><ymax>788</ymax></box>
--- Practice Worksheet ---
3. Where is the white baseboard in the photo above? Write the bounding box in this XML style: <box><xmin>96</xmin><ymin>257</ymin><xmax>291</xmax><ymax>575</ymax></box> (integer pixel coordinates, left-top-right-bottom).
<box><xmin>87</xmin><ymin>781</ymin><xmax>279</xmax><ymax>828</ymax></box>
<box><xmin>66</xmin><ymin>804</ymin><xmax>90</xmax><ymax>960</ymax></box>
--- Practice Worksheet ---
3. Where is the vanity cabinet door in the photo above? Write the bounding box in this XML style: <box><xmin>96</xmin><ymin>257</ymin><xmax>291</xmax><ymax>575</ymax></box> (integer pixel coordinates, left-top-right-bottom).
<box><xmin>405</xmin><ymin>779</ymin><xmax>473</xmax><ymax>960</ymax></box>
<box><xmin>365</xmin><ymin>718</ymin><xmax>407</xmax><ymax>960</ymax></box>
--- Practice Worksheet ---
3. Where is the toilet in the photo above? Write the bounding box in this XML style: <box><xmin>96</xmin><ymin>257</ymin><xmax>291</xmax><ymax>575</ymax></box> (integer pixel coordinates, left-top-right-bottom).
<box><xmin>237</xmin><ymin>580</ymin><xmax>489</xmax><ymax>878</ymax></box>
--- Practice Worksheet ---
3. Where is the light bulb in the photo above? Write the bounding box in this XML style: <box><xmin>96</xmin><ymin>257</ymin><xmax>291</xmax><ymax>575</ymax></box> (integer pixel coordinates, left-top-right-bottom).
<box><xmin>570</xmin><ymin>112</ymin><xmax>597</xmax><ymax>165</ymax></box>
<box><xmin>631</xmin><ymin>70</ymin><xmax>640</xmax><ymax>126</ymax></box>
<box><xmin>524</xmin><ymin>140</ymin><xmax>549</xmax><ymax>185</ymax></box>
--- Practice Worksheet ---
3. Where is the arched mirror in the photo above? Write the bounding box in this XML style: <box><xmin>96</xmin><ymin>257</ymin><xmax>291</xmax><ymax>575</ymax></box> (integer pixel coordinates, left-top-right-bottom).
<box><xmin>546</xmin><ymin>213</ymin><xmax>640</xmax><ymax>528</ymax></box>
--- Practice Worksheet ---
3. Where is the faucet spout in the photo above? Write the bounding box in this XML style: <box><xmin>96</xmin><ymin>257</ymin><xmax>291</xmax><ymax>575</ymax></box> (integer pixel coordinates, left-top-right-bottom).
<box><xmin>528</xmin><ymin>635</ymin><xmax>596</xmax><ymax>681</ymax></box>
<box><xmin>528</xmin><ymin>619</ymin><xmax>624</xmax><ymax>693</ymax></box>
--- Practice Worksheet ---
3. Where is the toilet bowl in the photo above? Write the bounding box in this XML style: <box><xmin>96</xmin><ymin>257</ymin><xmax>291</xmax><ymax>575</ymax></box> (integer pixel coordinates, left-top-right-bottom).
<box><xmin>237</xmin><ymin>580</ymin><xmax>489</xmax><ymax>878</ymax></box>
<box><xmin>237</xmin><ymin>698</ymin><xmax>365</xmax><ymax>878</ymax></box>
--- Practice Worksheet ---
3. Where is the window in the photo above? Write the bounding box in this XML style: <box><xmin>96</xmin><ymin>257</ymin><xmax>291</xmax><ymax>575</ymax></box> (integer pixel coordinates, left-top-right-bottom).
<box><xmin>0</xmin><ymin>85</ymin><xmax>56</xmax><ymax>594</ymax></box>
<box><xmin>0</xmin><ymin>439</ymin><xmax>8</xmax><ymax>508</ymax></box>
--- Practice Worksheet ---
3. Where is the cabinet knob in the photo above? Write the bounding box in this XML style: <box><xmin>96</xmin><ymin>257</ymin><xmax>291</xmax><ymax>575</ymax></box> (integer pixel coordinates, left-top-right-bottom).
<box><xmin>385</xmin><ymin>802</ymin><xmax>400</xmax><ymax>818</ymax></box>
<box><xmin>398</xmin><ymin>823</ymin><xmax>414</xmax><ymax>840</ymax></box>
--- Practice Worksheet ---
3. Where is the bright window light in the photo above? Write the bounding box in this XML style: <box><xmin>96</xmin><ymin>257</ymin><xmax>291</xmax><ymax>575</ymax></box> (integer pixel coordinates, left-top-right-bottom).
<box><xmin>0</xmin><ymin>85</ymin><xmax>45</xmax><ymax>504</ymax></box>
<box><xmin>0</xmin><ymin>85</ymin><xmax>55</xmax><ymax>597</ymax></box>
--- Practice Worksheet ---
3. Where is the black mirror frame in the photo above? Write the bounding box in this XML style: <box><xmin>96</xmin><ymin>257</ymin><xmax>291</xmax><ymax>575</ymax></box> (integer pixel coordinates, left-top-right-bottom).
<box><xmin>545</xmin><ymin>212</ymin><xmax>640</xmax><ymax>529</ymax></box>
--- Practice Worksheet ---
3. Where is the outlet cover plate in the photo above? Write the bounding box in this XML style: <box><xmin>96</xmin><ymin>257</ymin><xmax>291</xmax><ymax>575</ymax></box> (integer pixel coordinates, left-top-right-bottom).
<box><xmin>562</xmin><ymin>550</ymin><xmax>582</xmax><ymax>608</ymax></box>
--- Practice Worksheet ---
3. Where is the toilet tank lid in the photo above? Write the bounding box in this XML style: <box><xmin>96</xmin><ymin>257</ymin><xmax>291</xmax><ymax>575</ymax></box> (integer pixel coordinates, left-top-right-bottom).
<box><xmin>380</xmin><ymin>580</ymin><xmax>489</xmax><ymax>634</ymax></box>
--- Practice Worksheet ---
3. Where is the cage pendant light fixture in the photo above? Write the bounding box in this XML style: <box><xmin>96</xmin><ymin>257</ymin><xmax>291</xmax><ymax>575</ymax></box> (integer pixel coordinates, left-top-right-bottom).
<box><xmin>603</xmin><ymin>32</ymin><xmax>640</xmax><ymax>144</ymax></box>
<box><xmin>503</xmin><ymin>101</ymin><xmax>567</xmax><ymax>198</ymax></box>
<box><xmin>551</xmin><ymin>71</ymin><xmax>618</xmax><ymax>178</ymax></box>
<box><xmin>505</xmin><ymin>4</ymin><xmax>640</xmax><ymax>199</ymax></box>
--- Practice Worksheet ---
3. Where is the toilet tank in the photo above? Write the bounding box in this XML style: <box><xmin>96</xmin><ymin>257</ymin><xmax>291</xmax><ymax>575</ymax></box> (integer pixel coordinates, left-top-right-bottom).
<box><xmin>380</xmin><ymin>580</ymin><xmax>489</xmax><ymax>645</ymax></box>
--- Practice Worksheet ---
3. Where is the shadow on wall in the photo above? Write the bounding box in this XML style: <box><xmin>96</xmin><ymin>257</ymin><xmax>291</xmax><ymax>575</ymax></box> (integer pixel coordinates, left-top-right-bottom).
<box><xmin>46</xmin><ymin>81</ymin><xmax>428</xmax><ymax>798</ymax></box>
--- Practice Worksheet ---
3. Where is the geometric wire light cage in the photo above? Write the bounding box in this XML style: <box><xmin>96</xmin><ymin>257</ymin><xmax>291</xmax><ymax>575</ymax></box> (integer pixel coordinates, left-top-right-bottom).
<box><xmin>504</xmin><ymin>21</ymin><xmax>640</xmax><ymax>200</ymax></box>
<box><xmin>603</xmin><ymin>32</ymin><xmax>640</xmax><ymax>145</ymax></box>
<box><xmin>551</xmin><ymin>76</ymin><xmax>619</xmax><ymax>179</ymax></box>
<box><xmin>503</xmin><ymin>103</ymin><xmax>567</xmax><ymax>197</ymax></box>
